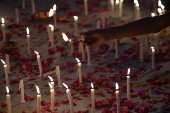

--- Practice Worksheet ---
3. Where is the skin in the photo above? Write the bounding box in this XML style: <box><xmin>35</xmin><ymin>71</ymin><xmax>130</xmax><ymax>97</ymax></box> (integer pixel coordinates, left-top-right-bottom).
<box><xmin>82</xmin><ymin>12</ymin><xmax>170</xmax><ymax>47</ymax></box>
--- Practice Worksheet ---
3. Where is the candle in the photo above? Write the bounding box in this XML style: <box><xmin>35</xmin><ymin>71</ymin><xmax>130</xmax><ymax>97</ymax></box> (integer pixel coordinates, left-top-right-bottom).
<box><xmin>63</xmin><ymin>83</ymin><xmax>74</xmax><ymax>113</ymax></box>
<box><xmin>47</xmin><ymin>25</ymin><xmax>51</xmax><ymax>42</ymax></box>
<box><xmin>110</xmin><ymin>0</ymin><xmax>114</xmax><ymax>17</ymax></box>
<box><xmin>74</xmin><ymin>16</ymin><xmax>78</xmax><ymax>37</ymax></box>
<box><xmin>49</xmin><ymin>8</ymin><xmax>54</xmax><ymax>17</ymax></box>
<box><xmin>134</xmin><ymin>0</ymin><xmax>140</xmax><ymax>20</ymax></box>
<box><xmin>115</xmin><ymin>0</ymin><xmax>119</xmax><ymax>18</ymax></box>
<box><xmin>144</xmin><ymin>35</ymin><xmax>149</xmax><ymax>53</ymax></box>
<box><xmin>84</xmin><ymin>0</ymin><xmax>88</xmax><ymax>15</ymax></box>
<box><xmin>62</xmin><ymin>33</ymin><xmax>74</xmax><ymax>55</ymax></box>
<box><xmin>6</xmin><ymin>86</ymin><xmax>11</xmax><ymax>113</ymax></box>
<box><xmin>19</xmin><ymin>79</ymin><xmax>25</xmax><ymax>103</ymax></box>
<box><xmin>26</xmin><ymin>27</ymin><xmax>31</xmax><ymax>54</ymax></box>
<box><xmin>115</xmin><ymin>83</ymin><xmax>120</xmax><ymax>113</ymax></box>
<box><xmin>91</xmin><ymin>83</ymin><xmax>95</xmax><ymax>113</ymax></box>
<box><xmin>1</xmin><ymin>17</ymin><xmax>5</xmax><ymax>41</ymax></box>
<box><xmin>96</xmin><ymin>19</ymin><xmax>101</xmax><ymax>29</ymax></box>
<box><xmin>53</xmin><ymin>4</ymin><xmax>58</xmax><ymax>29</ymax></box>
<box><xmin>1</xmin><ymin>59</ymin><xmax>9</xmax><ymax>87</ymax></box>
<box><xmin>153</xmin><ymin>0</ymin><xmax>158</xmax><ymax>16</ymax></box>
<box><xmin>115</xmin><ymin>39</ymin><xmax>119</xmax><ymax>58</ymax></box>
<box><xmin>56</xmin><ymin>65</ymin><xmax>62</xmax><ymax>87</ymax></box>
<box><xmin>5</xmin><ymin>54</ymin><xmax>10</xmax><ymax>74</ymax></box>
<box><xmin>85</xmin><ymin>46</ymin><xmax>92</xmax><ymax>65</ymax></box>
<box><xmin>76</xmin><ymin>58</ymin><xmax>82</xmax><ymax>83</ymax></box>
<box><xmin>48</xmin><ymin>82</ymin><xmax>55</xmax><ymax>112</ymax></box>
<box><xmin>22</xmin><ymin>0</ymin><xmax>25</xmax><ymax>9</ymax></box>
<box><xmin>140</xmin><ymin>37</ymin><xmax>144</xmax><ymax>62</ymax></box>
<box><xmin>35</xmin><ymin>85</ymin><xmax>41</xmax><ymax>113</ymax></box>
<box><xmin>48</xmin><ymin>76</ymin><xmax>54</xmax><ymax>89</ymax></box>
<box><xmin>151</xmin><ymin>47</ymin><xmax>155</xmax><ymax>70</ymax></box>
<box><xmin>101</xmin><ymin>13</ymin><xmax>105</xmax><ymax>28</ymax></box>
<box><xmin>15</xmin><ymin>8</ymin><xmax>19</xmax><ymax>23</ymax></box>
<box><xmin>79</xmin><ymin>41</ymin><xmax>85</xmax><ymax>61</ymax></box>
<box><xmin>158</xmin><ymin>0</ymin><xmax>165</xmax><ymax>15</ymax></box>
<box><xmin>126</xmin><ymin>68</ymin><xmax>130</xmax><ymax>100</ymax></box>
<box><xmin>49</xmin><ymin>24</ymin><xmax>54</xmax><ymax>47</ymax></box>
<box><xmin>34</xmin><ymin>51</ymin><xmax>42</xmax><ymax>77</ymax></box>
<box><xmin>31</xmin><ymin>0</ymin><xmax>35</xmax><ymax>14</ymax></box>
<box><xmin>119</xmin><ymin>0</ymin><xmax>123</xmax><ymax>17</ymax></box>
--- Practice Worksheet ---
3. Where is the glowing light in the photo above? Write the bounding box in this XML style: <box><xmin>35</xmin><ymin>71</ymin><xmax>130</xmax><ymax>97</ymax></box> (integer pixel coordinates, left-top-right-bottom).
<box><xmin>151</xmin><ymin>13</ymin><xmax>155</xmax><ymax>17</ymax></box>
<box><xmin>26</xmin><ymin>27</ymin><xmax>29</xmax><ymax>34</ymax></box>
<box><xmin>73</xmin><ymin>16</ymin><xmax>78</xmax><ymax>20</ymax></box>
<box><xmin>134</xmin><ymin>0</ymin><xmax>139</xmax><ymax>7</ymax></box>
<box><xmin>116</xmin><ymin>83</ymin><xmax>119</xmax><ymax>90</ymax></box>
<box><xmin>34</xmin><ymin>51</ymin><xmax>39</xmax><ymax>55</ymax></box>
<box><xmin>116</xmin><ymin>0</ymin><xmax>119</xmax><ymax>4</ymax></box>
<box><xmin>63</xmin><ymin>83</ymin><xmax>68</xmax><ymax>89</ymax></box>
<box><xmin>91</xmin><ymin>83</ymin><xmax>94</xmax><ymax>89</ymax></box>
<box><xmin>49</xmin><ymin>24</ymin><xmax>54</xmax><ymax>28</ymax></box>
<box><xmin>62</xmin><ymin>33</ymin><xmax>69</xmax><ymax>42</ymax></box>
<box><xmin>35</xmin><ymin>85</ymin><xmax>40</xmax><ymax>94</ymax></box>
<box><xmin>127</xmin><ymin>68</ymin><xmax>130</xmax><ymax>75</ymax></box>
<box><xmin>48</xmin><ymin>76</ymin><xmax>53</xmax><ymax>82</ymax></box>
<box><xmin>75</xmin><ymin>58</ymin><xmax>80</xmax><ymax>63</ymax></box>
<box><xmin>1</xmin><ymin>59</ymin><xmax>6</xmax><ymax>65</ymax></box>
<box><xmin>48</xmin><ymin>82</ymin><xmax>53</xmax><ymax>89</ymax></box>
<box><xmin>151</xmin><ymin>47</ymin><xmax>155</xmax><ymax>50</ymax></box>
<box><xmin>53</xmin><ymin>4</ymin><xmax>57</xmax><ymax>11</ymax></box>
<box><xmin>6</xmin><ymin>86</ymin><xmax>9</xmax><ymax>94</ymax></box>
<box><xmin>158</xmin><ymin>0</ymin><xmax>165</xmax><ymax>9</ymax></box>
<box><xmin>1</xmin><ymin>18</ymin><xmax>4</xmax><ymax>24</ymax></box>
<box><xmin>49</xmin><ymin>8</ymin><xmax>54</xmax><ymax>17</ymax></box>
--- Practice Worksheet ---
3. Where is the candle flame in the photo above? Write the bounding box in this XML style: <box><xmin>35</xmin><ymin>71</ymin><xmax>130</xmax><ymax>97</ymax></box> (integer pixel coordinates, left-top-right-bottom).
<box><xmin>34</xmin><ymin>51</ymin><xmax>39</xmax><ymax>55</ymax></box>
<box><xmin>6</xmin><ymin>86</ymin><xmax>9</xmax><ymax>94</ymax></box>
<box><xmin>63</xmin><ymin>83</ymin><xmax>68</xmax><ymax>89</ymax></box>
<box><xmin>151</xmin><ymin>13</ymin><xmax>155</xmax><ymax>17</ymax></box>
<box><xmin>116</xmin><ymin>83</ymin><xmax>119</xmax><ymax>90</ymax></box>
<box><xmin>91</xmin><ymin>83</ymin><xmax>94</xmax><ymax>89</ymax></box>
<box><xmin>49</xmin><ymin>24</ymin><xmax>54</xmax><ymax>28</ymax></box>
<box><xmin>48</xmin><ymin>82</ymin><xmax>53</xmax><ymax>89</ymax></box>
<box><xmin>48</xmin><ymin>76</ymin><xmax>53</xmax><ymax>82</ymax></box>
<box><xmin>75</xmin><ymin>58</ymin><xmax>80</xmax><ymax>63</ymax></box>
<box><xmin>73</xmin><ymin>16</ymin><xmax>78</xmax><ymax>20</ymax></box>
<box><xmin>35</xmin><ymin>85</ymin><xmax>40</xmax><ymax>94</ymax></box>
<box><xmin>151</xmin><ymin>47</ymin><xmax>155</xmax><ymax>50</ymax></box>
<box><xmin>1</xmin><ymin>59</ymin><xmax>6</xmax><ymax>65</ymax></box>
<box><xmin>127</xmin><ymin>68</ymin><xmax>130</xmax><ymax>75</ymax></box>
<box><xmin>116</xmin><ymin>0</ymin><xmax>119</xmax><ymax>4</ymax></box>
<box><xmin>157</xmin><ymin>8</ymin><xmax>162</xmax><ymax>14</ymax></box>
<box><xmin>53</xmin><ymin>4</ymin><xmax>57</xmax><ymax>11</ymax></box>
<box><xmin>49</xmin><ymin>8</ymin><xmax>54</xmax><ymax>17</ymax></box>
<box><xmin>62</xmin><ymin>33</ymin><xmax>69</xmax><ymax>42</ymax></box>
<box><xmin>158</xmin><ymin>0</ymin><xmax>165</xmax><ymax>9</ymax></box>
<box><xmin>134</xmin><ymin>0</ymin><xmax>139</xmax><ymax>7</ymax></box>
<box><xmin>26</xmin><ymin>27</ymin><xmax>29</xmax><ymax>34</ymax></box>
<box><xmin>1</xmin><ymin>17</ymin><xmax>4</xmax><ymax>24</ymax></box>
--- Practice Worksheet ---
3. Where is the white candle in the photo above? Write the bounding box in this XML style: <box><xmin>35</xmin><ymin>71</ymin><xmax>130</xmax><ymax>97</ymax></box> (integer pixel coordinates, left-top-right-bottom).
<box><xmin>47</xmin><ymin>25</ymin><xmax>51</xmax><ymax>42</ymax></box>
<box><xmin>48</xmin><ymin>76</ymin><xmax>54</xmax><ymax>89</ymax></box>
<box><xmin>140</xmin><ymin>37</ymin><xmax>144</xmax><ymax>62</ymax></box>
<box><xmin>101</xmin><ymin>13</ymin><xmax>105</xmax><ymax>28</ymax></box>
<box><xmin>1</xmin><ymin>59</ymin><xmax>9</xmax><ymax>87</ymax></box>
<box><xmin>26</xmin><ymin>27</ymin><xmax>31</xmax><ymax>54</ymax></box>
<box><xmin>119</xmin><ymin>0</ymin><xmax>123</xmax><ymax>17</ymax></box>
<box><xmin>49</xmin><ymin>24</ymin><xmax>54</xmax><ymax>47</ymax></box>
<box><xmin>151</xmin><ymin>47</ymin><xmax>155</xmax><ymax>70</ymax></box>
<box><xmin>56</xmin><ymin>65</ymin><xmax>62</xmax><ymax>87</ymax></box>
<box><xmin>6</xmin><ymin>86</ymin><xmax>11</xmax><ymax>113</ymax></box>
<box><xmin>153</xmin><ymin>0</ymin><xmax>158</xmax><ymax>16</ymax></box>
<box><xmin>53</xmin><ymin>4</ymin><xmax>58</xmax><ymax>29</ymax></box>
<box><xmin>115</xmin><ymin>0</ymin><xmax>119</xmax><ymax>17</ymax></box>
<box><xmin>62</xmin><ymin>33</ymin><xmax>74</xmax><ymax>55</ymax></box>
<box><xmin>74</xmin><ymin>16</ymin><xmax>78</xmax><ymax>37</ymax></box>
<box><xmin>15</xmin><ymin>8</ymin><xmax>19</xmax><ymax>23</ymax></box>
<box><xmin>5</xmin><ymin>54</ymin><xmax>10</xmax><ymax>74</ymax></box>
<box><xmin>84</xmin><ymin>0</ymin><xmax>88</xmax><ymax>15</ymax></box>
<box><xmin>34</xmin><ymin>51</ymin><xmax>42</xmax><ymax>77</ymax></box>
<box><xmin>126</xmin><ymin>68</ymin><xmax>130</xmax><ymax>100</ymax></box>
<box><xmin>115</xmin><ymin>83</ymin><xmax>120</xmax><ymax>113</ymax></box>
<box><xmin>96</xmin><ymin>19</ymin><xmax>101</xmax><ymax>29</ymax></box>
<box><xmin>76</xmin><ymin>58</ymin><xmax>82</xmax><ymax>83</ymax></box>
<box><xmin>134</xmin><ymin>0</ymin><xmax>140</xmax><ymax>20</ymax></box>
<box><xmin>110</xmin><ymin>0</ymin><xmax>114</xmax><ymax>17</ymax></box>
<box><xmin>79</xmin><ymin>41</ymin><xmax>85</xmax><ymax>61</ymax></box>
<box><xmin>31</xmin><ymin>0</ymin><xmax>35</xmax><ymax>14</ymax></box>
<box><xmin>91</xmin><ymin>83</ymin><xmax>95</xmax><ymax>113</ymax></box>
<box><xmin>63</xmin><ymin>83</ymin><xmax>74</xmax><ymax>113</ymax></box>
<box><xmin>19</xmin><ymin>79</ymin><xmax>25</xmax><ymax>103</ymax></box>
<box><xmin>115</xmin><ymin>39</ymin><xmax>119</xmax><ymax>58</ymax></box>
<box><xmin>35</xmin><ymin>85</ymin><xmax>41</xmax><ymax>113</ymax></box>
<box><xmin>86</xmin><ymin>46</ymin><xmax>92</xmax><ymax>65</ymax></box>
<box><xmin>48</xmin><ymin>83</ymin><xmax>55</xmax><ymax>112</ymax></box>
<box><xmin>1</xmin><ymin>17</ymin><xmax>5</xmax><ymax>41</ymax></box>
<box><xmin>22</xmin><ymin>0</ymin><xmax>25</xmax><ymax>9</ymax></box>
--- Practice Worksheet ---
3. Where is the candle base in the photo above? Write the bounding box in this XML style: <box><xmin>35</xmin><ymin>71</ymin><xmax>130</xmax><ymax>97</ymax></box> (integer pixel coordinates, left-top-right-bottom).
<box><xmin>20</xmin><ymin>100</ymin><xmax>26</xmax><ymax>103</ymax></box>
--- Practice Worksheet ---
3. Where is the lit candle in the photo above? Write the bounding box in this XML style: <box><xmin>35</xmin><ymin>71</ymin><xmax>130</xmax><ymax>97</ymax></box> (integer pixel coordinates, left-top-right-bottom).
<box><xmin>79</xmin><ymin>41</ymin><xmax>85</xmax><ymax>61</ymax></box>
<box><xmin>34</xmin><ymin>51</ymin><xmax>42</xmax><ymax>77</ymax></box>
<box><xmin>151</xmin><ymin>47</ymin><xmax>155</xmax><ymax>70</ymax></box>
<box><xmin>6</xmin><ymin>86</ymin><xmax>11</xmax><ymax>113</ymax></box>
<box><xmin>110</xmin><ymin>0</ymin><xmax>114</xmax><ymax>17</ymax></box>
<box><xmin>15</xmin><ymin>8</ymin><xmax>19</xmax><ymax>23</ymax></box>
<box><xmin>22</xmin><ymin>0</ymin><xmax>25</xmax><ymax>9</ymax></box>
<box><xmin>76</xmin><ymin>58</ymin><xmax>82</xmax><ymax>83</ymax></box>
<box><xmin>56</xmin><ymin>64</ymin><xmax>62</xmax><ymax>87</ymax></box>
<box><xmin>134</xmin><ymin>0</ymin><xmax>140</xmax><ymax>20</ymax></box>
<box><xmin>53</xmin><ymin>4</ymin><xmax>58</xmax><ymax>29</ymax></box>
<box><xmin>140</xmin><ymin>37</ymin><xmax>144</xmax><ymax>62</ymax></box>
<box><xmin>85</xmin><ymin>46</ymin><xmax>92</xmax><ymax>65</ymax></box>
<box><xmin>74</xmin><ymin>16</ymin><xmax>78</xmax><ymax>37</ymax></box>
<box><xmin>19</xmin><ymin>79</ymin><xmax>25</xmax><ymax>103</ymax></box>
<box><xmin>115</xmin><ymin>0</ymin><xmax>119</xmax><ymax>17</ymax></box>
<box><xmin>35</xmin><ymin>85</ymin><xmax>41</xmax><ymax>113</ymax></box>
<box><xmin>1</xmin><ymin>59</ymin><xmax>9</xmax><ymax>87</ymax></box>
<box><xmin>84</xmin><ymin>0</ymin><xmax>88</xmax><ymax>15</ymax></box>
<box><xmin>96</xmin><ymin>19</ymin><xmax>101</xmax><ymax>29</ymax></box>
<box><xmin>48</xmin><ymin>82</ymin><xmax>55</xmax><ymax>112</ymax></box>
<box><xmin>63</xmin><ymin>83</ymin><xmax>74</xmax><ymax>113</ymax></box>
<box><xmin>49</xmin><ymin>24</ymin><xmax>54</xmax><ymax>47</ymax></box>
<box><xmin>1</xmin><ymin>17</ymin><xmax>5</xmax><ymax>41</ymax></box>
<box><xmin>126</xmin><ymin>68</ymin><xmax>130</xmax><ymax>100</ymax></box>
<box><xmin>26</xmin><ymin>27</ymin><xmax>31</xmax><ymax>54</ymax></box>
<box><xmin>115</xmin><ymin>83</ymin><xmax>120</xmax><ymax>113</ymax></box>
<box><xmin>31</xmin><ymin>0</ymin><xmax>35</xmax><ymax>14</ymax></box>
<box><xmin>48</xmin><ymin>76</ymin><xmax>54</xmax><ymax>89</ymax></box>
<box><xmin>115</xmin><ymin>39</ymin><xmax>119</xmax><ymax>58</ymax></box>
<box><xmin>5</xmin><ymin>54</ymin><xmax>10</xmax><ymax>74</ymax></box>
<box><xmin>119</xmin><ymin>0</ymin><xmax>123</xmax><ymax>17</ymax></box>
<box><xmin>91</xmin><ymin>83</ymin><xmax>95</xmax><ymax>113</ymax></box>
<box><xmin>158</xmin><ymin>0</ymin><xmax>165</xmax><ymax>15</ymax></box>
<box><xmin>62</xmin><ymin>33</ymin><xmax>74</xmax><ymax>55</ymax></box>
